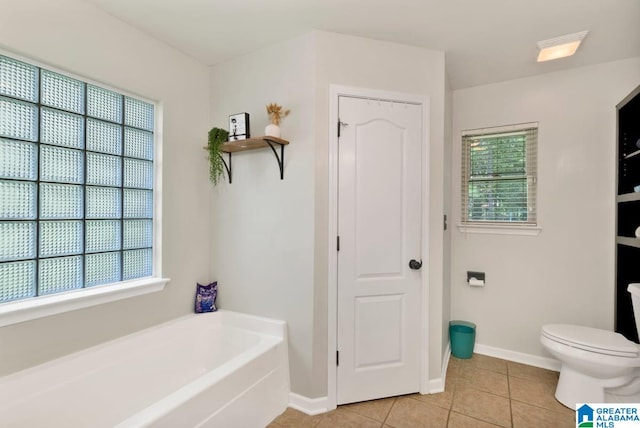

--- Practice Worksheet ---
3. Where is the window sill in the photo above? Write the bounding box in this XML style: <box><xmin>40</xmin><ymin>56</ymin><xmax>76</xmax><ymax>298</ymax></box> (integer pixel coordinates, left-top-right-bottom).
<box><xmin>457</xmin><ymin>223</ymin><xmax>541</xmax><ymax>236</ymax></box>
<box><xmin>0</xmin><ymin>277</ymin><xmax>170</xmax><ymax>327</ymax></box>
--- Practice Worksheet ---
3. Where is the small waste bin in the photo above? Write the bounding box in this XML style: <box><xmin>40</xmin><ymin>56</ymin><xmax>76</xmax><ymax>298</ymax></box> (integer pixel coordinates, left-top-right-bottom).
<box><xmin>449</xmin><ymin>320</ymin><xmax>476</xmax><ymax>359</ymax></box>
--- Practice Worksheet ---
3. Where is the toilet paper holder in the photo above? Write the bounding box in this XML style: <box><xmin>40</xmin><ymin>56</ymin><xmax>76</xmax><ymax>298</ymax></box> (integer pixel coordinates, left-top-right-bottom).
<box><xmin>467</xmin><ymin>271</ymin><xmax>485</xmax><ymax>285</ymax></box>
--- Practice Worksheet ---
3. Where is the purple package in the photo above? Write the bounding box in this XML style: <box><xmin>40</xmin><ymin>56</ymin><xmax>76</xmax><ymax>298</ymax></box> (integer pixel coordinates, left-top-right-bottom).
<box><xmin>195</xmin><ymin>282</ymin><xmax>218</xmax><ymax>313</ymax></box>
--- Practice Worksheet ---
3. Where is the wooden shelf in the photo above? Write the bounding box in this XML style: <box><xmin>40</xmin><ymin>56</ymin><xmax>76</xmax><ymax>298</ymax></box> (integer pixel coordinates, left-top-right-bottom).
<box><xmin>203</xmin><ymin>136</ymin><xmax>290</xmax><ymax>183</ymax></box>
<box><xmin>617</xmin><ymin>192</ymin><xmax>640</xmax><ymax>203</ymax></box>
<box><xmin>617</xmin><ymin>236</ymin><xmax>640</xmax><ymax>248</ymax></box>
<box><xmin>220</xmin><ymin>136</ymin><xmax>289</xmax><ymax>153</ymax></box>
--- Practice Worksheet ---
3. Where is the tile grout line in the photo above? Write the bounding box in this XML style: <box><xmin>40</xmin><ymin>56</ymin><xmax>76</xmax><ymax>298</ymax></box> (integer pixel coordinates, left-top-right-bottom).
<box><xmin>451</xmin><ymin>376</ymin><xmax>507</xmax><ymax>428</ymax></box>
<box><xmin>448</xmin><ymin>370</ymin><xmax>458</xmax><ymax>427</ymax></box>
<box><xmin>509</xmin><ymin>396</ymin><xmax>574</xmax><ymax>416</ymax></box>
<box><xmin>339</xmin><ymin>407</ymin><xmax>386</xmax><ymax>426</ymax></box>
<box><xmin>507</xmin><ymin>364</ymin><xmax>514</xmax><ymax>428</ymax></box>
<box><xmin>381</xmin><ymin>397</ymin><xmax>397</xmax><ymax>427</ymax></box>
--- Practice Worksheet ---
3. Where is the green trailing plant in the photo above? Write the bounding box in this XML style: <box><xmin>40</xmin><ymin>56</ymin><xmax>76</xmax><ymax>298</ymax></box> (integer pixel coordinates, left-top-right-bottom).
<box><xmin>207</xmin><ymin>127</ymin><xmax>229</xmax><ymax>185</ymax></box>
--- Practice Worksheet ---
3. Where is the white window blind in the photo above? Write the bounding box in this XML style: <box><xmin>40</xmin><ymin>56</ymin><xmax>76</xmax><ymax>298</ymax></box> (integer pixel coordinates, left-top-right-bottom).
<box><xmin>461</xmin><ymin>123</ymin><xmax>538</xmax><ymax>226</ymax></box>
<box><xmin>0</xmin><ymin>53</ymin><xmax>156</xmax><ymax>304</ymax></box>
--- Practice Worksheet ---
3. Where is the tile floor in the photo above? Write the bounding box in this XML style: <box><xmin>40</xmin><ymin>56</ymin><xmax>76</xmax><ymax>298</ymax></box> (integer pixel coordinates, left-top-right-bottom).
<box><xmin>268</xmin><ymin>354</ymin><xmax>575</xmax><ymax>428</ymax></box>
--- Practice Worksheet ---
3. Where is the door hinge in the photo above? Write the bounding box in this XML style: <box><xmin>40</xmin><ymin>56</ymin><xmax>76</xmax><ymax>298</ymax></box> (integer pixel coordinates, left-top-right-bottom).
<box><xmin>338</xmin><ymin>120</ymin><xmax>348</xmax><ymax>138</ymax></box>
<box><xmin>336</xmin><ymin>350</ymin><xmax>339</xmax><ymax>366</ymax></box>
<box><xmin>337</xmin><ymin>235</ymin><xmax>340</xmax><ymax>251</ymax></box>
<box><xmin>444</xmin><ymin>214</ymin><xmax>448</xmax><ymax>231</ymax></box>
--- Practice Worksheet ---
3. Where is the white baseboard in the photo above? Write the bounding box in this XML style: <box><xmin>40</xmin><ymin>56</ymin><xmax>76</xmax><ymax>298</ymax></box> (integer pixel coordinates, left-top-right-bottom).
<box><xmin>299</xmin><ymin>343</ymin><xmax>557</xmax><ymax>413</ymax></box>
<box><xmin>441</xmin><ymin>342</ymin><xmax>451</xmax><ymax>379</ymax></box>
<box><xmin>474</xmin><ymin>343</ymin><xmax>561</xmax><ymax>372</ymax></box>
<box><xmin>427</xmin><ymin>378</ymin><xmax>444</xmax><ymax>393</ymax></box>
<box><xmin>426</xmin><ymin>342</ymin><xmax>451</xmax><ymax>394</ymax></box>
<box><xmin>288</xmin><ymin>393</ymin><xmax>329</xmax><ymax>415</ymax></box>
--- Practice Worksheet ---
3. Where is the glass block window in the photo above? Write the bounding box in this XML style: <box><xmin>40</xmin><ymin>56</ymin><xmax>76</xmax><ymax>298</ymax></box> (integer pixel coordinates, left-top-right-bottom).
<box><xmin>0</xmin><ymin>53</ymin><xmax>155</xmax><ymax>303</ymax></box>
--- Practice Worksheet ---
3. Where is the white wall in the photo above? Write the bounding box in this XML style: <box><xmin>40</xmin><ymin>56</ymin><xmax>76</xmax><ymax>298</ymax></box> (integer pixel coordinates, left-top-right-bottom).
<box><xmin>451</xmin><ymin>57</ymin><xmax>640</xmax><ymax>358</ymax></box>
<box><xmin>0</xmin><ymin>0</ymin><xmax>211</xmax><ymax>375</ymax></box>
<box><xmin>209</xmin><ymin>31</ymin><xmax>448</xmax><ymax>398</ymax></box>
<box><xmin>208</xmin><ymin>34</ymin><xmax>317</xmax><ymax>396</ymax></box>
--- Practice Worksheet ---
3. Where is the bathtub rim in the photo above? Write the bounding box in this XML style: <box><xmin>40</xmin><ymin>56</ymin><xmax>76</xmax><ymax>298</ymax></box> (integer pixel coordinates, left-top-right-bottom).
<box><xmin>0</xmin><ymin>309</ymin><xmax>289</xmax><ymax>427</ymax></box>
<box><xmin>0</xmin><ymin>309</ymin><xmax>287</xmax><ymax>384</ymax></box>
<box><xmin>114</xmin><ymin>331</ymin><xmax>285</xmax><ymax>427</ymax></box>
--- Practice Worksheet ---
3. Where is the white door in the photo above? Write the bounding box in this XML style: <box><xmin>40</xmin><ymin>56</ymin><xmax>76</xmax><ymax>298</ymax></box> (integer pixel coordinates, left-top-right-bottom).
<box><xmin>337</xmin><ymin>96</ymin><xmax>423</xmax><ymax>405</ymax></box>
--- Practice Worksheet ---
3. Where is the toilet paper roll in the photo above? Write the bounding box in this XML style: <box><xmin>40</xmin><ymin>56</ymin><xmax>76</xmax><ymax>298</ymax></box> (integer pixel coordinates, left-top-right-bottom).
<box><xmin>468</xmin><ymin>278</ymin><xmax>485</xmax><ymax>287</ymax></box>
<box><xmin>636</xmin><ymin>226</ymin><xmax>640</xmax><ymax>238</ymax></box>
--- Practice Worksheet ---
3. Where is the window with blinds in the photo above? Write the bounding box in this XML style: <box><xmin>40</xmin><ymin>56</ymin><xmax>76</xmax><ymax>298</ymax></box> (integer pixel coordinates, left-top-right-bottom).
<box><xmin>0</xmin><ymin>53</ymin><xmax>155</xmax><ymax>304</ymax></box>
<box><xmin>461</xmin><ymin>123</ymin><xmax>538</xmax><ymax>225</ymax></box>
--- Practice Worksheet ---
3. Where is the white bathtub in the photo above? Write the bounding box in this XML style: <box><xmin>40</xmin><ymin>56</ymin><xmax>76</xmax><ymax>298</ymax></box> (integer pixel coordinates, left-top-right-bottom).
<box><xmin>0</xmin><ymin>310</ymin><xmax>289</xmax><ymax>427</ymax></box>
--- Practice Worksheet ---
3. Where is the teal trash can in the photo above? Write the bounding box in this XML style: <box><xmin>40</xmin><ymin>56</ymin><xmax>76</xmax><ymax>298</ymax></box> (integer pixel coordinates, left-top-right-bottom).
<box><xmin>449</xmin><ymin>320</ymin><xmax>476</xmax><ymax>359</ymax></box>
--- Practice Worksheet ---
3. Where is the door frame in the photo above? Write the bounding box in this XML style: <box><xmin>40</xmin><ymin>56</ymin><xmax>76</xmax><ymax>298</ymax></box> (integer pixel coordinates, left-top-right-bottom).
<box><xmin>327</xmin><ymin>85</ymin><xmax>431</xmax><ymax>410</ymax></box>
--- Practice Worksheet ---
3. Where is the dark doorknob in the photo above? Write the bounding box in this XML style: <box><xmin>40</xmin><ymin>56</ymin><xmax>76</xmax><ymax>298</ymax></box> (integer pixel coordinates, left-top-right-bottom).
<box><xmin>409</xmin><ymin>259</ymin><xmax>422</xmax><ymax>270</ymax></box>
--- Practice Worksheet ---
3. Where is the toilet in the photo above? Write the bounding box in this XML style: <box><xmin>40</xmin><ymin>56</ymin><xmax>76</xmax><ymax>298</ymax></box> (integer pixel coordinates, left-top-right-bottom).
<box><xmin>541</xmin><ymin>283</ymin><xmax>640</xmax><ymax>408</ymax></box>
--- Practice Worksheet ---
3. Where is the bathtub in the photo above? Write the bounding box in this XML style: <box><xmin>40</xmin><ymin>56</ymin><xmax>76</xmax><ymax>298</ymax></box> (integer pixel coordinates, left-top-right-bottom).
<box><xmin>0</xmin><ymin>310</ymin><xmax>289</xmax><ymax>427</ymax></box>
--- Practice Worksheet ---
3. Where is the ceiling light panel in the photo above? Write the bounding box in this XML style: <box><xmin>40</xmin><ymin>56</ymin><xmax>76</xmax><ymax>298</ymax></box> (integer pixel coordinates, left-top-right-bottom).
<box><xmin>537</xmin><ymin>30</ymin><xmax>588</xmax><ymax>62</ymax></box>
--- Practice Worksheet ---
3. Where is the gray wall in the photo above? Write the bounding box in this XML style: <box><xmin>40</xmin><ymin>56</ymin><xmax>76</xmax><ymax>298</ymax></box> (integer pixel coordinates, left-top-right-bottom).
<box><xmin>0</xmin><ymin>0</ymin><xmax>211</xmax><ymax>375</ymax></box>
<box><xmin>450</xmin><ymin>57</ymin><xmax>640</xmax><ymax>358</ymax></box>
<box><xmin>209</xmin><ymin>30</ymin><xmax>448</xmax><ymax>398</ymax></box>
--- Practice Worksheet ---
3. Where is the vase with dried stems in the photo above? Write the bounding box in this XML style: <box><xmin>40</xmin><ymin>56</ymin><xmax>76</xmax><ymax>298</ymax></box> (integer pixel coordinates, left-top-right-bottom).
<box><xmin>265</xmin><ymin>103</ymin><xmax>290</xmax><ymax>138</ymax></box>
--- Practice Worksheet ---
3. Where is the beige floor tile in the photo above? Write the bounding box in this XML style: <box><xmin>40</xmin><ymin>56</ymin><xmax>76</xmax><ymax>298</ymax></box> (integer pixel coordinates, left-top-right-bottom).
<box><xmin>448</xmin><ymin>356</ymin><xmax>464</xmax><ymax>370</ymax></box>
<box><xmin>459</xmin><ymin>365</ymin><xmax>509</xmax><ymax>397</ymax></box>
<box><xmin>465</xmin><ymin>354</ymin><xmax>508</xmax><ymax>375</ymax></box>
<box><xmin>267</xmin><ymin>360</ymin><xmax>571</xmax><ymax>428</ymax></box>
<box><xmin>448</xmin><ymin>411</ymin><xmax>503</xmax><ymax>428</ymax></box>
<box><xmin>340</xmin><ymin>397</ymin><xmax>396</xmax><ymax>422</ymax></box>
<box><xmin>507</xmin><ymin>361</ymin><xmax>559</xmax><ymax>385</ymax></box>
<box><xmin>410</xmin><ymin>375</ymin><xmax>457</xmax><ymax>410</ymax></box>
<box><xmin>511</xmin><ymin>400</ymin><xmax>574</xmax><ymax>428</ymax></box>
<box><xmin>385</xmin><ymin>396</ymin><xmax>449</xmax><ymax>428</ymax></box>
<box><xmin>317</xmin><ymin>408</ymin><xmax>382</xmax><ymax>428</ymax></box>
<box><xmin>409</xmin><ymin>391</ymin><xmax>453</xmax><ymax>412</ymax></box>
<box><xmin>451</xmin><ymin>384</ymin><xmax>511</xmax><ymax>427</ymax></box>
<box><xmin>509</xmin><ymin>376</ymin><xmax>572</xmax><ymax>415</ymax></box>
<box><xmin>272</xmin><ymin>407</ymin><xmax>323</xmax><ymax>427</ymax></box>
<box><xmin>446</xmin><ymin>364</ymin><xmax>461</xmax><ymax>385</ymax></box>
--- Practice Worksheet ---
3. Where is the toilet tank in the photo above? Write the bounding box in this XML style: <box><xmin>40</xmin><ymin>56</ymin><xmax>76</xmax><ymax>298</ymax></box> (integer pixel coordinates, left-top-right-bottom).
<box><xmin>627</xmin><ymin>284</ymin><xmax>640</xmax><ymax>337</ymax></box>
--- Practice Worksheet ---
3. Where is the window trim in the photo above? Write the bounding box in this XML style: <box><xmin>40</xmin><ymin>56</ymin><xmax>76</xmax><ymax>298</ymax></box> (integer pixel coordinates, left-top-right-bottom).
<box><xmin>459</xmin><ymin>122</ymin><xmax>539</xmax><ymax>235</ymax></box>
<box><xmin>0</xmin><ymin>49</ymin><xmax>169</xmax><ymax>325</ymax></box>
<box><xmin>456</xmin><ymin>223</ymin><xmax>542</xmax><ymax>236</ymax></box>
<box><xmin>0</xmin><ymin>277</ymin><xmax>168</xmax><ymax>327</ymax></box>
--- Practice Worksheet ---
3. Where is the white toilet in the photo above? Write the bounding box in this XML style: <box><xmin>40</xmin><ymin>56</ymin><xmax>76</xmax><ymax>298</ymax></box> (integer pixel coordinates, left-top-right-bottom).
<box><xmin>541</xmin><ymin>283</ymin><xmax>640</xmax><ymax>408</ymax></box>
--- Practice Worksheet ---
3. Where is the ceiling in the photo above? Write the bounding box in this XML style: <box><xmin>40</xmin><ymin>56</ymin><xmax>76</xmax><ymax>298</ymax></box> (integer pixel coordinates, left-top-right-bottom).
<box><xmin>84</xmin><ymin>0</ymin><xmax>640</xmax><ymax>89</ymax></box>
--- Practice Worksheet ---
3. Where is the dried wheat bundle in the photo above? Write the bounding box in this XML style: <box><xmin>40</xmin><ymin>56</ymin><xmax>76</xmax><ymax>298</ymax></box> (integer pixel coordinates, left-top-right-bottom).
<box><xmin>266</xmin><ymin>103</ymin><xmax>290</xmax><ymax>126</ymax></box>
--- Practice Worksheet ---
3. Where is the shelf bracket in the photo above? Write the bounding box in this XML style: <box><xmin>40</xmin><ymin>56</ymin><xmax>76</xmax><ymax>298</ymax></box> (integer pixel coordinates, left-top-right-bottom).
<box><xmin>218</xmin><ymin>152</ymin><xmax>232</xmax><ymax>184</ymax></box>
<box><xmin>264</xmin><ymin>139</ymin><xmax>286</xmax><ymax>180</ymax></box>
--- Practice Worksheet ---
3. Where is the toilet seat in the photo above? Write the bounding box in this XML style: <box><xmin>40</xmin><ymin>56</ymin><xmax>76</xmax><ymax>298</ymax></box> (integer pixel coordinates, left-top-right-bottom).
<box><xmin>542</xmin><ymin>324</ymin><xmax>639</xmax><ymax>358</ymax></box>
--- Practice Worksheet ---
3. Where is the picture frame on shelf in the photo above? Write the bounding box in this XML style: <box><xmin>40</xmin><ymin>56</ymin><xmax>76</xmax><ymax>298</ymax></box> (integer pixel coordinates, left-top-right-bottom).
<box><xmin>229</xmin><ymin>113</ymin><xmax>250</xmax><ymax>141</ymax></box>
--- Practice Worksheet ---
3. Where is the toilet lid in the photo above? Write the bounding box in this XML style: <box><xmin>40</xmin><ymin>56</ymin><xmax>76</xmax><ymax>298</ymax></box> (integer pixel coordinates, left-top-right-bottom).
<box><xmin>542</xmin><ymin>324</ymin><xmax>639</xmax><ymax>357</ymax></box>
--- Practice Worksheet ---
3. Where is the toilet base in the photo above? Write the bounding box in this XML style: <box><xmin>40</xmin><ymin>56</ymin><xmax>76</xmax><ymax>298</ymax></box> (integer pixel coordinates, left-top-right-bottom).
<box><xmin>556</xmin><ymin>365</ymin><xmax>640</xmax><ymax>408</ymax></box>
<box><xmin>556</xmin><ymin>365</ymin><xmax>605</xmax><ymax>408</ymax></box>
<box><xmin>606</xmin><ymin>374</ymin><xmax>640</xmax><ymax>402</ymax></box>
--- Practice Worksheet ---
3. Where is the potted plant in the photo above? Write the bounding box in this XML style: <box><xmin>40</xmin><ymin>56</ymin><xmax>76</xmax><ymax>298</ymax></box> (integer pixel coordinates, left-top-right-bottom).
<box><xmin>207</xmin><ymin>127</ymin><xmax>229</xmax><ymax>185</ymax></box>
